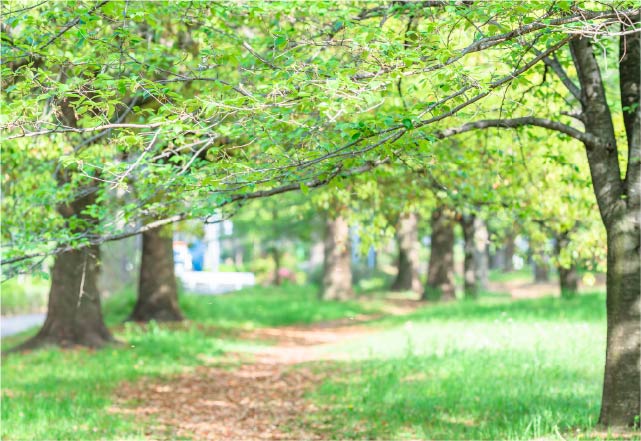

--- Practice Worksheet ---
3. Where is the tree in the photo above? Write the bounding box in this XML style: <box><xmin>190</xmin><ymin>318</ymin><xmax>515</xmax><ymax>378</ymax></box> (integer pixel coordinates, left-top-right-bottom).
<box><xmin>321</xmin><ymin>213</ymin><xmax>353</xmax><ymax>300</ymax></box>
<box><xmin>424</xmin><ymin>206</ymin><xmax>456</xmax><ymax>301</ymax></box>
<box><xmin>391</xmin><ymin>212</ymin><xmax>423</xmax><ymax>295</ymax></box>
<box><xmin>554</xmin><ymin>230</ymin><xmax>579</xmax><ymax>298</ymax></box>
<box><xmin>435</xmin><ymin>17</ymin><xmax>640</xmax><ymax>427</ymax></box>
<box><xmin>461</xmin><ymin>214</ymin><xmax>489</xmax><ymax>298</ymax></box>
<box><xmin>16</xmin><ymin>193</ymin><xmax>113</xmax><ymax>349</ymax></box>
<box><xmin>128</xmin><ymin>224</ymin><xmax>182</xmax><ymax>322</ymax></box>
<box><xmin>2</xmin><ymin>0</ymin><xmax>637</xmax><ymax>428</ymax></box>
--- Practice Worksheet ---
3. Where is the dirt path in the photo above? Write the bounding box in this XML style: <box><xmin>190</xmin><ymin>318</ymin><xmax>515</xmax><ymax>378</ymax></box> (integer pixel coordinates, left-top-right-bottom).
<box><xmin>110</xmin><ymin>317</ymin><xmax>384</xmax><ymax>440</ymax></box>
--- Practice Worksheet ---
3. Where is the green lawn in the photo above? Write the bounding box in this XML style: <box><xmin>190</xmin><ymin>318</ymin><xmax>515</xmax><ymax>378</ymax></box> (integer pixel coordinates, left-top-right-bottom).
<box><xmin>307</xmin><ymin>293</ymin><xmax>607</xmax><ymax>440</ymax></box>
<box><xmin>1</xmin><ymin>286</ymin><xmax>611</xmax><ymax>440</ymax></box>
<box><xmin>1</xmin><ymin>284</ymin><xmax>377</xmax><ymax>441</ymax></box>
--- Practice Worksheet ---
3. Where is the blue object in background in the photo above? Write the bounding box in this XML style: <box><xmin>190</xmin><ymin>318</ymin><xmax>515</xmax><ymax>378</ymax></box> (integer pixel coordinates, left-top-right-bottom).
<box><xmin>367</xmin><ymin>246</ymin><xmax>376</xmax><ymax>269</ymax></box>
<box><xmin>189</xmin><ymin>240</ymin><xmax>206</xmax><ymax>271</ymax></box>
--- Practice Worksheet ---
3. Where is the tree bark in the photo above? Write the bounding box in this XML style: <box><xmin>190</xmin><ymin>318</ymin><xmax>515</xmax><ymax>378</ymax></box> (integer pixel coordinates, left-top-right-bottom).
<box><xmin>17</xmin><ymin>193</ymin><xmax>114</xmax><ymax>349</ymax></box>
<box><xmin>427</xmin><ymin>20</ymin><xmax>641</xmax><ymax>428</ymax></box>
<box><xmin>424</xmin><ymin>207</ymin><xmax>456</xmax><ymax>301</ymax></box>
<box><xmin>571</xmin><ymin>28</ymin><xmax>640</xmax><ymax>427</ymax></box>
<box><xmin>129</xmin><ymin>224</ymin><xmax>183</xmax><ymax>322</ymax></box>
<box><xmin>461</xmin><ymin>214</ymin><xmax>488</xmax><ymax>298</ymax></box>
<box><xmin>321</xmin><ymin>215</ymin><xmax>353</xmax><ymax>300</ymax></box>
<box><xmin>555</xmin><ymin>231</ymin><xmax>579</xmax><ymax>298</ymax></box>
<box><xmin>391</xmin><ymin>212</ymin><xmax>423</xmax><ymax>295</ymax></box>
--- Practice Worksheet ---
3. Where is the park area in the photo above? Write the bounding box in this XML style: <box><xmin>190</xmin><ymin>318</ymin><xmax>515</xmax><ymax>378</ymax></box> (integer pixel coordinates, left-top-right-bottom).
<box><xmin>1</xmin><ymin>1</ymin><xmax>640</xmax><ymax>440</ymax></box>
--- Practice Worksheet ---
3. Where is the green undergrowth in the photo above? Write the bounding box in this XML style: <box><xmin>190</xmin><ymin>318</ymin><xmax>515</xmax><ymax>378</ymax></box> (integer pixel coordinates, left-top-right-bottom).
<box><xmin>0</xmin><ymin>276</ymin><xmax>49</xmax><ymax>315</ymax></box>
<box><xmin>1</xmin><ymin>284</ymin><xmax>378</xmax><ymax>440</ymax></box>
<box><xmin>307</xmin><ymin>292</ymin><xmax>610</xmax><ymax>440</ymax></box>
<box><xmin>105</xmin><ymin>283</ymin><xmax>381</xmax><ymax>328</ymax></box>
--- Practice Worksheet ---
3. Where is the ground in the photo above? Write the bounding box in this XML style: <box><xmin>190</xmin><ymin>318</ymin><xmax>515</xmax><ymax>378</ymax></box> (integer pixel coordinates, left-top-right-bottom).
<box><xmin>111</xmin><ymin>319</ymin><xmax>377</xmax><ymax>440</ymax></box>
<box><xmin>1</xmin><ymin>279</ymin><xmax>631</xmax><ymax>440</ymax></box>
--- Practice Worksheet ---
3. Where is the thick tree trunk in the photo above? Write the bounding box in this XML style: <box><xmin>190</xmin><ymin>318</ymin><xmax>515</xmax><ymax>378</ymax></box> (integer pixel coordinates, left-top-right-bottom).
<box><xmin>461</xmin><ymin>215</ymin><xmax>488</xmax><ymax>298</ymax></box>
<box><xmin>391</xmin><ymin>212</ymin><xmax>422</xmax><ymax>295</ymax></box>
<box><xmin>424</xmin><ymin>207</ymin><xmax>456</xmax><ymax>301</ymax></box>
<box><xmin>555</xmin><ymin>232</ymin><xmax>579</xmax><ymax>298</ymax></box>
<box><xmin>17</xmin><ymin>194</ymin><xmax>113</xmax><ymax>349</ymax></box>
<box><xmin>129</xmin><ymin>224</ymin><xmax>183</xmax><ymax>322</ymax></box>
<box><xmin>321</xmin><ymin>215</ymin><xmax>353</xmax><ymax>300</ymax></box>
<box><xmin>600</xmin><ymin>213</ymin><xmax>640</xmax><ymax>427</ymax></box>
<box><xmin>571</xmin><ymin>27</ymin><xmax>641</xmax><ymax>427</ymax></box>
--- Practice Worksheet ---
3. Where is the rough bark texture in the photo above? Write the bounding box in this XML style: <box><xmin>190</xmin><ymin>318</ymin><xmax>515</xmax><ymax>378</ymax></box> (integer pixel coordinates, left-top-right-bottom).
<box><xmin>555</xmin><ymin>231</ymin><xmax>579</xmax><ymax>298</ymax></box>
<box><xmin>571</xmin><ymin>26</ymin><xmax>640</xmax><ymax>427</ymax></box>
<box><xmin>321</xmin><ymin>215</ymin><xmax>353</xmax><ymax>300</ymax></box>
<box><xmin>18</xmin><ymin>194</ymin><xmax>114</xmax><ymax>349</ymax></box>
<box><xmin>424</xmin><ymin>207</ymin><xmax>456</xmax><ymax>301</ymax></box>
<box><xmin>391</xmin><ymin>212</ymin><xmax>423</xmax><ymax>295</ymax></box>
<box><xmin>461</xmin><ymin>215</ymin><xmax>488</xmax><ymax>298</ymax></box>
<box><xmin>129</xmin><ymin>224</ymin><xmax>183</xmax><ymax>322</ymax></box>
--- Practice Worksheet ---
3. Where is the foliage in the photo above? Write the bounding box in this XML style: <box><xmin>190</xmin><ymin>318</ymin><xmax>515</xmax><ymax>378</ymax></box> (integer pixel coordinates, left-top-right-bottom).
<box><xmin>0</xmin><ymin>275</ymin><xmax>49</xmax><ymax>315</ymax></box>
<box><xmin>2</xmin><ymin>1</ymin><xmax>634</xmax><ymax>275</ymax></box>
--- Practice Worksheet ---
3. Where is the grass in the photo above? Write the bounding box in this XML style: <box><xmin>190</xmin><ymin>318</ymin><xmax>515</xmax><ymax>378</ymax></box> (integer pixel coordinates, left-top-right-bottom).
<box><xmin>1</xmin><ymin>284</ymin><xmax>377</xmax><ymax>441</ymax></box>
<box><xmin>307</xmin><ymin>292</ymin><xmax>608</xmax><ymax>440</ymax></box>
<box><xmin>488</xmin><ymin>268</ymin><xmax>538</xmax><ymax>283</ymax></box>
<box><xmin>105</xmin><ymin>283</ymin><xmax>380</xmax><ymax>328</ymax></box>
<box><xmin>1</xmin><ymin>283</ymin><xmax>615</xmax><ymax>440</ymax></box>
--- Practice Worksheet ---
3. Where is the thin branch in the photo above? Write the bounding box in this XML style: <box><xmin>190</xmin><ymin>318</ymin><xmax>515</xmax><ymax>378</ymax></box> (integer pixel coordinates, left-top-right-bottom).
<box><xmin>1</xmin><ymin>159</ymin><xmax>387</xmax><ymax>266</ymax></box>
<box><xmin>537</xmin><ymin>51</ymin><xmax>583</xmax><ymax>102</ymax></box>
<box><xmin>6</xmin><ymin>121</ymin><xmax>175</xmax><ymax>140</ymax></box>
<box><xmin>40</xmin><ymin>1</ymin><xmax>109</xmax><ymax>49</ymax></box>
<box><xmin>434</xmin><ymin>116</ymin><xmax>598</xmax><ymax>145</ymax></box>
<box><xmin>1</xmin><ymin>0</ymin><xmax>48</xmax><ymax>17</ymax></box>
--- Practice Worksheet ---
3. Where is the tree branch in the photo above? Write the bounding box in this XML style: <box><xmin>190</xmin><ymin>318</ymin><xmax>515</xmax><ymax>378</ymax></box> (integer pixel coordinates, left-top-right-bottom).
<box><xmin>433</xmin><ymin>116</ymin><xmax>598</xmax><ymax>145</ymax></box>
<box><xmin>1</xmin><ymin>158</ymin><xmax>387</xmax><ymax>268</ymax></box>
<box><xmin>536</xmin><ymin>51</ymin><xmax>583</xmax><ymax>102</ymax></box>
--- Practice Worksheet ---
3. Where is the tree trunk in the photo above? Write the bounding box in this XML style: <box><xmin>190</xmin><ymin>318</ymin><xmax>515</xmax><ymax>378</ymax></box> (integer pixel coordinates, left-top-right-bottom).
<box><xmin>555</xmin><ymin>231</ymin><xmax>579</xmax><ymax>298</ymax></box>
<box><xmin>17</xmin><ymin>194</ymin><xmax>114</xmax><ymax>349</ymax></box>
<box><xmin>533</xmin><ymin>255</ymin><xmax>550</xmax><ymax>283</ymax></box>
<box><xmin>391</xmin><ymin>212</ymin><xmax>422</xmax><ymax>295</ymax></box>
<box><xmin>599</xmin><ymin>213</ymin><xmax>641</xmax><ymax>427</ymax></box>
<box><xmin>424</xmin><ymin>207</ymin><xmax>456</xmax><ymax>301</ymax></box>
<box><xmin>489</xmin><ymin>247</ymin><xmax>505</xmax><ymax>270</ymax></box>
<box><xmin>272</xmin><ymin>247</ymin><xmax>282</xmax><ymax>286</ymax></box>
<box><xmin>461</xmin><ymin>214</ymin><xmax>488</xmax><ymax>298</ymax></box>
<box><xmin>503</xmin><ymin>231</ymin><xmax>515</xmax><ymax>272</ymax></box>
<box><xmin>571</xmin><ymin>27</ymin><xmax>640</xmax><ymax>427</ymax></box>
<box><xmin>129</xmin><ymin>224</ymin><xmax>183</xmax><ymax>322</ymax></box>
<box><xmin>321</xmin><ymin>215</ymin><xmax>353</xmax><ymax>300</ymax></box>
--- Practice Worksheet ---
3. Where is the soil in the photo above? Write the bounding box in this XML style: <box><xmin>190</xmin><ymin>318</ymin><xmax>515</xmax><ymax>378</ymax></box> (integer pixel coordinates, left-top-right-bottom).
<box><xmin>110</xmin><ymin>317</ymin><xmax>383</xmax><ymax>440</ymax></box>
